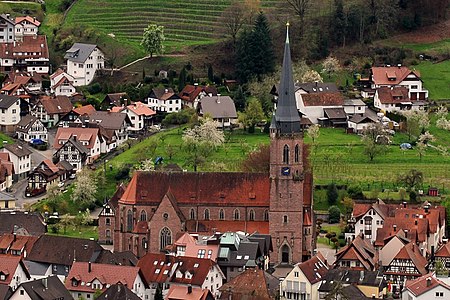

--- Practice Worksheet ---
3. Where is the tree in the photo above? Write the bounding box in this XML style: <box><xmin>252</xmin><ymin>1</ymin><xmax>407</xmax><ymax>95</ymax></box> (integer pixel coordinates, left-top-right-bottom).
<box><xmin>341</xmin><ymin>197</ymin><xmax>354</xmax><ymax>220</ymax></box>
<box><xmin>166</xmin><ymin>143</ymin><xmax>175</xmax><ymax>160</ymax></box>
<box><xmin>327</xmin><ymin>183</ymin><xmax>338</xmax><ymax>205</ymax></box>
<box><xmin>141</xmin><ymin>24</ymin><xmax>165</xmax><ymax>58</ymax></box>
<box><xmin>416</xmin><ymin>142</ymin><xmax>427</xmax><ymax>161</ymax></box>
<box><xmin>361</xmin><ymin>123</ymin><xmax>390</xmax><ymax>161</ymax></box>
<box><xmin>301</xmin><ymin>69</ymin><xmax>323</xmax><ymax>83</ymax></box>
<box><xmin>322</xmin><ymin>56</ymin><xmax>341</xmax><ymax>79</ymax></box>
<box><xmin>178</xmin><ymin>67</ymin><xmax>187</xmax><ymax>91</ymax></box>
<box><xmin>397</xmin><ymin>169</ymin><xmax>423</xmax><ymax>191</ymax></box>
<box><xmin>402</xmin><ymin>110</ymin><xmax>429</xmax><ymax>141</ymax></box>
<box><xmin>286</xmin><ymin>0</ymin><xmax>311</xmax><ymax>37</ymax></box>
<box><xmin>347</xmin><ymin>184</ymin><xmax>364</xmax><ymax>199</ymax></box>
<box><xmin>328</xmin><ymin>205</ymin><xmax>341</xmax><ymax>224</ymax></box>
<box><xmin>46</xmin><ymin>181</ymin><xmax>61</xmax><ymax>213</ymax></box>
<box><xmin>243</xmin><ymin>98</ymin><xmax>265</xmax><ymax>133</ymax></box>
<box><xmin>182</xmin><ymin>119</ymin><xmax>225</xmax><ymax>171</ymax></box>
<box><xmin>233</xmin><ymin>85</ymin><xmax>246</xmax><ymax>112</ymax></box>
<box><xmin>59</xmin><ymin>214</ymin><xmax>73</xmax><ymax>235</ymax></box>
<box><xmin>241</xmin><ymin>144</ymin><xmax>270</xmax><ymax>172</ymax></box>
<box><xmin>306</xmin><ymin>124</ymin><xmax>320</xmax><ymax>147</ymax></box>
<box><xmin>418</xmin><ymin>131</ymin><xmax>435</xmax><ymax>145</ymax></box>
<box><xmin>72</xmin><ymin>168</ymin><xmax>98</xmax><ymax>209</ymax></box>
<box><xmin>219</xmin><ymin>1</ymin><xmax>248</xmax><ymax>46</ymax></box>
<box><xmin>332</xmin><ymin>0</ymin><xmax>347</xmax><ymax>46</ymax></box>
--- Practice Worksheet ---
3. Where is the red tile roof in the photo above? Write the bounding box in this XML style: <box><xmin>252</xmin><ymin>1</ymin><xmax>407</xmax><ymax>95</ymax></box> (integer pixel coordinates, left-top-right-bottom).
<box><xmin>73</xmin><ymin>104</ymin><xmax>96</xmax><ymax>116</ymax></box>
<box><xmin>301</xmin><ymin>92</ymin><xmax>344</xmax><ymax>106</ymax></box>
<box><xmin>404</xmin><ymin>273</ymin><xmax>450</xmax><ymax>296</ymax></box>
<box><xmin>0</xmin><ymin>255</ymin><xmax>28</xmax><ymax>285</ymax></box>
<box><xmin>167</xmin><ymin>285</ymin><xmax>212</xmax><ymax>300</ymax></box>
<box><xmin>435</xmin><ymin>243</ymin><xmax>450</xmax><ymax>258</ymax></box>
<box><xmin>38</xmin><ymin>95</ymin><xmax>73</xmax><ymax>115</ymax></box>
<box><xmin>371</xmin><ymin>66</ymin><xmax>421</xmax><ymax>85</ymax></box>
<box><xmin>391</xmin><ymin>243</ymin><xmax>428</xmax><ymax>275</ymax></box>
<box><xmin>297</xmin><ymin>252</ymin><xmax>329</xmax><ymax>284</ymax></box>
<box><xmin>119</xmin><ymin>172</ymin><xmax>270</xmax><ymax>207</ymax></box>
<box><xmin>127</xmin><ymin>101</ymin><xmax>155</xmax><ymax>116</ymax></box>
<box><xmin>0</xmin><ymin>234</ymin><xmax>38</xmax><ymax>256</ymax></box>
<box><xmin>335</xmin><ymin>235</ymin><xmax>377</xmax><ymax>270</ymax></box>
<box><xmin>376</xmin><ymin>86</ymin><xmax>410</xmax><ymax>104</ymax></box>
<box><xmin>54</xmin><ymin>127</ymin><xmax>99</xmax><ymax>150</ymax></box>
<box><xmin>13</xmin><ymin>35</ymin><xmax>48</xmax><ymax>60</ymax></box>
<box><xmin>15</xmin><ymin>16</ymin><xmax>41</xmax><ymax>26</ymax></box>
<box><xmin>179</xmin><ymin>85</ymin><xmax>218</xmax><ymax>103</ymax></box>
<box><xmin>66</xmin><ymin>262</ymin><xmax>141</xmax><ymax>293</ymax></box>
<box><xmin>186</xmin><ymin>220</ymin><xmax>269</xmax><ymax>235</ymax></box>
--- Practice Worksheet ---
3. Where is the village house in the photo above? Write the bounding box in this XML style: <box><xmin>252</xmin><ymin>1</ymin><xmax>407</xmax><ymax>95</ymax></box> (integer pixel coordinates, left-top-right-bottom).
<box><xmin>334</xmin><ymin>234</ymin><xmax>378</xmax><ymax>271</ymax></box>
<box><xmin>0</xmin><ymin>234</ymin><xmax>38</xmax><ymax>257</ymax></box>
<box><xmin>53</xmin><ymin>127</ymin><xmax>102</xmax><ymax>163</ymax></box>
<box><xmin>10</xmin><ymin>35</ymin><xmax>49</xmax><ymax>74</ymax></box>
<box><xmin>167</xmin><ymin>285</ymin><xmax>215</xmax><ymax>300</ymax></box>
<box><xmin>374</xmin><ymin>86</ymin><xmax>426</xmax><ymax>112</ymax></box>
<box><xmin>0</xmin><ymin>192</ymin><xmax>15</xmax><ymax>209</ymax></box>
<box><xmin>0</xmin><ymin>152</ymin><xmax>14</xmax><ymax>192</ymax></box>
<box><xmin>14</xmin><ymin>16</ymin><xmax>40</xmax><ymax>41</ymax></box>
<box><xmin>59</xmin><ymin>103</ymin><xmax>97</xmax><ymax>127</ymax></box>
<box><xmin>179</xmin><ymin>84</ymin><xmax>218</xmax><ymax>109</ymax></box>
<box><xmin>169</xmin><ymin>232</ymin><xmax>220</xmax><ymax>261</ymax></box>
<box><xmin>138</xmin><ymin>253</ymin><xmax>225</xmax><ymax>299</ymax></box>
<box><xmin>97</xmin><ymin>283</ymin><xmax>142</xmax><ymax>300</ymax></box>
<box><xmin>2</xmin><ymin>143</ymin><xmax>32</xmax><ymax>181</ymax></box>
<box><xmin>279</xmin><ymin>252</ymin><xmax>329</xmax><ymax>300</ymax></box>
<box><xmin>65</xmin><ymin>43</ymin><xmax>105</xmax><ymax>86</ymax></box>
<box><xmin>66</xmin><ymin>262</ymin><xmax>147</xmax><ymax>300</ymax></box>
<box><xmin>0</xmin><ymin>14</ymin><xmax>15</xmax><ymax>43</ymax></box>
<box><xmin>347</xmin><ymin>113</ymin><xmax>378</xmax><ymax>133</ymax></box>
<box><xmin>50</xmin><ymin>68</ymin><xmax>76</xmax><ymax>96</ymax></box>
<box><xmin>370</xmin><ymin>65</ymin><xmax>428</xmax><ymax>100</ymax></box>
<box><xmin>219</xmin><ymin>268</ymin><xmax>279</xmax><ymax>300</ymax></box>
<box><xmin>147</xmin><ymin>87</ymin><xmax>182</xmax><ymax>113</ymax></box>
<box><xmin>402</xmin><ymin>273</ymin><xmax>450</xmax><ymax>300</ymax></box>
<box><xmin>98</xmin><ymin>184</ymin><xmax>126</xmax><ymax>245</ymax></box>
<box><xmin>434</xmin><ymin>242</ymin><xmax>450</xmax><ymax>272</ymax></box>
<box><xmin>9</xmin><ymin>275</ymin><xmax>72</xmax><ymax>300</ymax></box>
<box><xmin>197</xmin><ymin>95</ymin><xmax>237</xmax><ymax>128</ymax></box>
<box><xmin>15</xmin><ymin>115</ymin><xmax>47</xmax><ymax>143</ymax></box>
<box><xmin>0</xmin><ymin>94</ymin><xmax>21</xmax><ymax>132</ymax></box>
<box><xmin>0</xmin><ymin>211</ymin><xmax>46</xmax><ymax>237</ymax></box>
<box><xmin>100</xmin><ymin>92</ymin><xmax>129</xmax><ymax>109</ymax></box>
<box><xmin>32</xmin><ymin>95</ymin><xmax>73</xmax><ymax>127</ymax></box>
<box><xmin>53</xmin><ymin>137</ymin><xmax>89</xmax><ymax>171</ymax></box>
<box><xmin>0</xmin><ymin>74</ymin><xmax>41</xmax><ymax>97</ymax></box>
<box><xmin>26</xmin><ymin>159</ymin><xmax>73</xmax><ymax>196</ymax></box>
<box><xmin>0</xmin><ymin>255</ymin><xmax>30</xmax><ymax>292</ymax></box>
<box><xmin>343</xmin><ymin>99</ymin><xmax>367</xmax><ymax>115</ymax></box>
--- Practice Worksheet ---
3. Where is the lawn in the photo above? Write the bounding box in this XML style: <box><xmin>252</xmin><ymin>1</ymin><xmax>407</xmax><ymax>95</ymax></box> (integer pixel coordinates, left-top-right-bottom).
<box><xmin>415</xmin><ymin>60</ymin><xmax>450</xmax><ymax>100</ymax></box>
<box><xmin>317</xmin><ymin>224</ymin><xmax>342</xmax><ymax>246</ymax></box>
<box><xmin>48</xmin><ymin>225</ymin><xmax>98</xmax><ymax>240</ymax></box>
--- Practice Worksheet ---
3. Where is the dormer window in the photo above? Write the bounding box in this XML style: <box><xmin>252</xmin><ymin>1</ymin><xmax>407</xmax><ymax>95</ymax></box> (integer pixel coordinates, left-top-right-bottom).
<box><xmin>72</xmin><ymin>279</ymin><xmax>78</xmax><ymax>286</ymax></box>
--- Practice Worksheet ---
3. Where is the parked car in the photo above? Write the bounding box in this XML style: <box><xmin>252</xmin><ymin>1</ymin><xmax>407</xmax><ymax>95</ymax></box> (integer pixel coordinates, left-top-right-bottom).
<box><xmin>400</xmin><ymin>143</ymin><xmax>412</xmax><ymax>150</ymax></box>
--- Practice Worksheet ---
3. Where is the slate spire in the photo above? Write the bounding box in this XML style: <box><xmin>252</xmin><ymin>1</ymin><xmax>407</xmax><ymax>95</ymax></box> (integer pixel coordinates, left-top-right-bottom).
<box><xmin>274</xmin><ymin>23</ymin><xmax>301</xmax><ymax>134</ymax></box>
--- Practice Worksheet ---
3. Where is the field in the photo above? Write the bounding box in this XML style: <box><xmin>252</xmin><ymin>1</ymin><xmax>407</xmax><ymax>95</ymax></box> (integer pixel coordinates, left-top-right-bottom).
<box><xmin>415</xmin><ymin>60</ymin><xmax>450</xmax><ymax>100</ymax></box>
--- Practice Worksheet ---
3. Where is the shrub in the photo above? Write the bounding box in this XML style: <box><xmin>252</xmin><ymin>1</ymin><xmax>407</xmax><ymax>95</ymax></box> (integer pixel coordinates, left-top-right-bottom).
<box><xmin>328</xmin><ymin>205</ymin><xmax>341</xmax><ymax>224</ymax></box>
<box><xmin>87</xmin><ymin>83</ymin><xmax>102</xmax><ymax>94</ymax></box>
<box><xmin>115</xmin><ymin>166</ymin><xmax>130</xmax><ymax>181</ymax></box>
<box><xmin>327</xmin><ymin>183</ymin><xmax>338</xmax><ymax>205</ymax></box>
<box><xmin>347</xmin><ymin>184</ymin><xmax>364</xmax><ymax>199</ymax></box>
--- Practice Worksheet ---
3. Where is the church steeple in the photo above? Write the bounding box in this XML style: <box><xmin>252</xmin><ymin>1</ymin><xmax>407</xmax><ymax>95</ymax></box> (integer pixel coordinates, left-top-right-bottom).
<box><xmin>273</xmin><ymin>23</ymin><xmax>301</xmax><ymax>134</ymax></box>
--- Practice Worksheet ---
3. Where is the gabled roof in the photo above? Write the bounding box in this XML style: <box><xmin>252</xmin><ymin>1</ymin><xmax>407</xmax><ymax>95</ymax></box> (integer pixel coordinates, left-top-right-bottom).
<box><xmin>15</xmin><ymin>16</ymin><xmax>41</xmax><ymax>26</ymax></box>
<box><xmin>3</xmin><ymin>143</ymin><xmax>32</xmax><ymax>157</ymax></box>
<box><xmin>324</xmin><ymin>107</ymin><xmax>347</xmax><ymax>120</ymax></box>
<box><xmin>15</xmin><ymin>275</ymin><xmax>72</xmax><ymax>299</ymax></box>
<box><xmin>127</xmin><ymin>101</ymin><xmax>156</xmax><ymax>116</ymax></box>
<box><xmin>371</xmin><ymin>66</ymin><xmax>421</xmax><ymax>85</ymax></box>
<box><xmin>198</xmin><ymin>96</ymin><xmax>237</xmax><ymax>119</ymax></box>
<box><xmin>0</xmin><ymin>95</ymin><xmax>19</xmax><ymax>109</ymax></box>
<box><xmin>96</xmin><ymin>283</ymin><xmax>141</xmax><ymax>300</ymax></box>
<box><xmin>56</xmin><ymin>137</ymin><xmax>89</xmax><ymax>155</ymax></box>
<box><xmin>149</xmin><ymin>87</ymin><xmax>180</xmax><ymax>101</ymax></box>
<box><xmin>435</xmin><ymin>242</ymin><xmax>450</xmax><ymax>258</ymax></box>
<box><xmin>335</xmin><ymin>235</ymin><xmax>377</xmax><ymax>270</ymax></box>
<box><xmin>297</xmin><ymin>252</ymin><xmax>329</xmax><ymax>284</ymax></box>
<box><xmin>390</xmin><ymin>242</ymin><xmax>428</xmax><ymax>275</ymax></box>
<box><xmin>37</xmin><ymin>95</ymin><xmax>73</xmax><ymax>114</ymax></box>
<box><xmin>0</xmin><ymin>255</ymin><xmax>30</xmax><ymax>285</ymax></box>
<box><xmin>318</xmin><ymin>269</ymin><xmax>386</xmax><ymax>292</ymax></box>
<box><xmin>301</xmin><ymin>92</ymin><xmax>344</xmax><ymax>107</ymax></box>
<box><xmin>348</xmin><ymin>113</ymin><xmax>378</xmax><ymax>124</ymax></box>
<box><xmin>86</xmin><ymin>111</ymin><xmax>129</xmax><ymax>130</ymax></box>
<box><xmin>73</xmin><ymin>104</ymin><xmax>96</xmax><ymax>116</ymax></box>
<box><xmin>52</xmin><ymin>75</ymin><xmax>74</xmax><ymax>89</ymax></box>
<box><xmin>179</xmin><ymin>85</ymin><xmax>218</xmax><ymax>103</ymax></box>
<box><xmin>0</xmin><ymin>211</ymin><xmax>46</xmax><ymax>236</ymax></box>
<box><xmin>66</xmin><ymin>262</ymin><xmax>142</xmax><ymax>293</ymax></box>
<box><xmin>13</xmin><ymin>35</ymin><xmax>49</xmax><ymax>60</ymax></box>
<box><xmin>0</xmin><ymin>233</ymin><xmax>38</xmax><ymax>255</ymax></box>
<box><xmin>103</xmin><ymin>93</ymin><xmax>128</xmax><ymax>107</ymax></box>
<box><xmin>376</xmin><ymin>86</ymin><xmax>410</xmax><ymax>104</ymax></box>
<box><xmin>296</xmin><ymin>82</ymin><xmax>339</xmax><ymax>94</ymax></box>
<box><xmin>54</xmin><ymin>127</ymin><xmax>100</xmax><ymax>150</ymax></box>
<box><xmin>64</xmin><ymin>43</ymin><xmax>98</xmax><ymax>63</ymax></box>
<box><xmin>0</xmin><ymin>14</ymin><xmax>14</xmax><ymax>25</ymax></box>
<box><xmin>219</xmin><ymin>268</ymin><xmax>277</xmax><ymax>300</ymax></box>
<box><xmin>167</xmin><ymin>285</ymin><xmax>213</xmax><ymax>300</ymax></box>
<box><xmin>16</xmin><ymin>115</ymin><xmax>43</xmax><ymax>133</ymax></box>
<box><xmin>404</xmin><ymin>273</ymin><xmax>450</xmax><ymax>296</ymax></box>
<box><xmin>27</xmin><ymin>235</ymin><xmax>102</xmax><ymax>266</ymax></box>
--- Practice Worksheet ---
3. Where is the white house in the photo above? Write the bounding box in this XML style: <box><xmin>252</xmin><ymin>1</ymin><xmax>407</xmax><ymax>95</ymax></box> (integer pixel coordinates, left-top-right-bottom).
<box><xmin>197</xmin><ymin>95</ymin><xmax>238</xmax><ymax>128</ymax></box>
<box><xmin>53</xmin><ymin>127</ymin><xmax>102</xmax><ymax>164</ymax></box>
<box><xmin>345</xmin><ymin>201</ymin><xmax>386</xmax><ymax>243</ymax></box>
<box><xmin>14</xmin><ymin>16</ymin><xmax>40</xmax><ymax>41</ymax></box>
<box><xmin>179</xmin><ymin>84</ymin><xmax>218</xmax><ymax>109</ymax></box>
<box><xmin>53</xmin><ymin>137</ymin><xmax>89</xmax><ymax>171</ymax></box>
<box><xmin>347</xmin><ymin>113</ymin><xmax>378</xmax><ymax>133</ymax></box>
<box><xmin>147</xmin><ymin>87</ymin><xmax>182</xmax><ymax>113</ymax></box>
<box><xmin>0</xmin><ymin>14</ymin><xmax>15</xmax><ymax>43</ymax></box>
<box><xmin>50</xmin><ymin>68</ymin><xmax>76</xmax><ymax>96</ymax></box>
<box><xmin>0</xmin><ymin>255</ymin><xmax>30</xmax><ymax>292</ymax></box>
<box><xmin>343</xmin><ymin>99</ymin><xmax>366</xmax><ymax>115</ymax></box>
<box><xmin>13</xmin><ymin>35</ymin><xmax>50</xmax><ymax>74</ymax></box>
<box><xmin>374</xmin><ymin>86</ymin><xmax>426</xmax><ymax>112</ymax></box>
<box><xmin>115</xmin><ymin>101</ymin><xmax>155</xmax><ymax>132</ymax></box>
<box><xmin>64</xmin><ymin>43</ymin><xmax>105</xmax><ymax>86</ymax></box>
<box><xmin>65</xmin><ymin>262</ymin><xmax>147</xmax><ymax>300</ymax></box>
<box><xmin>280</xmin><ymin>252</ymin><xmax>329</xmax><ymax>300</ymax></box>
<box><xmin>371</xmin><ymin>65</ymin><xmax>428</xmax><ymax>100</ymax></box>
<box><xmin>2</xmin><ymin>143</ymin><xmax>32</xmax><ymax>181</ymax></box>
<box><xmin>402</xmin><ymin>274</ymin><xmax>450</xmax><ymax>300</ymax></box>
<box><xmin>0</xmin><ymin>95</ymin><xmax>21</xmax><ymax>132</ymax></box>
<box><xmin>16</xmin><ymin>115</ymin><xmax>48</xmax><ymax>143</ymax></box>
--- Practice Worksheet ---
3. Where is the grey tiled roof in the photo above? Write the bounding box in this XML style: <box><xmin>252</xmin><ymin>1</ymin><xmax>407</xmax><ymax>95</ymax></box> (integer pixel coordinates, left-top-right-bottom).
<box><xmin>64</xmin><ymin>43</ymin><xmax>98</xmax><ymax>63</ymax></box>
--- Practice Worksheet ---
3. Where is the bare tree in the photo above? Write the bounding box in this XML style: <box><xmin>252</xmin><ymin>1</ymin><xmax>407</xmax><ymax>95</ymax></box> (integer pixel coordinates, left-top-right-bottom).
<box><xmin>286</xmin><ymin>0</ymin><xmax>311</xmax><ymax>36</ymax></box>
<box><xmin>219</xmin><ymin>1</ymin><xmax>249</xmax><ymax>46</ymax></box>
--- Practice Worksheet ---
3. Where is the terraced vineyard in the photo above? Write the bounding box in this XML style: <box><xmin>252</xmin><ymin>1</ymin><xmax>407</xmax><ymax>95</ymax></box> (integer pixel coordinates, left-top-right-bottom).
<box><xmin>65</xmin><ymin>0</ymin><xmax>288</xmax><ymax>49</ymax></box>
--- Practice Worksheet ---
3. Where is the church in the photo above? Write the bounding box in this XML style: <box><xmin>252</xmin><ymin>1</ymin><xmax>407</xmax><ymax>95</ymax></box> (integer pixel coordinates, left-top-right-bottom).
<box><xmin>98</xmin><ymin>26</ymin><xmax>316</xmax><ymax>265</ymax></box>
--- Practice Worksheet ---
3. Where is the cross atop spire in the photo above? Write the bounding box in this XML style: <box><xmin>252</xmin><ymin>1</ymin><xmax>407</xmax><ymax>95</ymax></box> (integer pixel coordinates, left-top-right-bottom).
<box><xmin>272</xmin><ymin>22</ymin><xmax>301</xmax><ymax>134</ymax></box>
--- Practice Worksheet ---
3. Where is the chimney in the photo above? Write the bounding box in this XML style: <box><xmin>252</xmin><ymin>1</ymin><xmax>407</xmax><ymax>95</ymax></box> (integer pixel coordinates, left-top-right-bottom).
<box><xmin>403</xmin><ymin>202</ymin><xmax>407</xmax><ymax>208</ymax></box>
<box><xmin>315</xmin><ymin>81</ymin><xmax>318</xmax><ymax>87</ymax></box>
<box><xmin>194</xmin><ymin>83</ymin><xmax>199</xmax><ymax>86</ymax></box>
<box><xmin>73</xmin><ymin>135</ymin><xmax>77</xmax><ymax>141</ymax></box>
<box><xmin>216</xmin><ymin>94</ymin><xmax>221</xmax><ymax>104</ymax></box>
<box><xmin>393</xmin><ymin>224</ymin><xmax>397</xmax><ymax>231</ymax></box>
<box><xmin>13</xmin><ymin>233</ymin><xmax>16</xmax><ymax>242</ymax></box>
<box><xmin>397</xmin><ymin>64</ymin><xmax>401</xmax><ymax>68</ymax></box>
<box><xmin>404</xmin><ymin>229</ymin><xmax>408</xmax><ymax>239</ymax></box>
<box><xmin>88</xmin><ymin>261</ymin><xmax>92</xmax><ymax>273</ymax></box>
<box><xmin>42</xmin><ymin>277</ymin><xmax>47</xmax><ymax>289</ymax></box>
<box><xmin>187</xmin><ymin>284</ymin><xmax>192</xmax><ymax>294</ymax></box>
<box><xmin>164</xmin><ymin>88</ymin><xmax>168</xmax><ymax>93</ymax></box>
<box><xmin>426</xmin><ymin>277</ymin><xmax>432</xmax><ymax>287</ymax></box>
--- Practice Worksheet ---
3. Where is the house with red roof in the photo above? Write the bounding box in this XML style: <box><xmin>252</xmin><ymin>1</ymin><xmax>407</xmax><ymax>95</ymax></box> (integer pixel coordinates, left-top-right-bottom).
<box><xmin>50</xmin><ymin>68</ymin><xmax>76</xmax><ymax>97</ymax></box>
<box><xmin>32</xmin><ymin>95</ymin><xmax>73</xmax><ymax>127</ymax></box>
<box><xmin>0</xmin><ymin>254</ymin><xmax>30</xmax><ymax>292</ymax></box>
<box><xmin>402</xmin><ymin>273</ymin><xmax>450</xmax><ymax>300</ymax></box>
<box><xmin>147</xmin><ymin>87</ymin><xmax>182</xmax><ymax>113</ymax></box>
<box><xmin>11</xmin><ymin>35</ymin><xmax>49</xmax><ymax>74</ymax></box>
<box><xmin>279</xmin><ymin>252</ymin><xmax>329</xmax><ymax>300</ymax></box>
<box><xmin>122</xmin><ymin>101</ymin><xmax>156</xmax><ymax>132</ymax></box>
<box><xmin>434</xmin><ymin>242</ymin><xmax>450</xmax><ymax>272</ymax></box>
<box><xmin>370</xmin><ymin>65</ymin><xmax>428</xmax><ymax>101</ymax></box>
<box><xmin>65</xmin><ymin>261</ymin><xmax>147</xmax><ymax>300</ymax></box>
<box><xmin>54</xmin><ymin>127</ymin><xmax>103</xmax><ymax>163</ymax></box>
<box><xmin>374</xmin><ymin>86</ymin><xmax>426</xmax><ymax>112</ymax></box>
<box><xmin>14</xmin><ymin>16</ymin><xmax>40</xmax><ymax>41</ymax></box>
<box><xmin>335</xmin><ymin>234</ymin><xmax>378</xmax><ymax>271</ymax></box>
<box><xmin>26</xmin><ymin>159</ymin><xmax>73</xmax><ymax>196</ymax></box>
<box><xmin>179</xmin><ymin>84</ymin><xmax>218</xmax><ymax>109</ymax></box>
<box><xmin>0</xmin><ymin>234</ymin><xmax>38</xmax><ymax>257</ymax></box>
<box><xmin>167</xmin><ymin>285</ymin><xmax>214</xmax><ymax>300</ymax></box>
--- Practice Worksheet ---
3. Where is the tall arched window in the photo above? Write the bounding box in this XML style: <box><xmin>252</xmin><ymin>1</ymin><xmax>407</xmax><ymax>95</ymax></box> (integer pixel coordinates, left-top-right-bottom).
<box><xmin>234</xmin><ymin>209</ymin><xmax>240</xmax><ymax>221</ymax></box>
<box><xmin>105</xmin><ymin>229</ymin><xmax>111</xmax><ymax>238</ymax></box>
<box><xmin>283</xmin><ymin>145</ymin><xmax>289</xmax><ymax>164</ymax></box>
<box><xmin>140</xmin><ymin>210</ymin><xmax>147</xmax><ymax>222</ymax></box>
<box><xmin>190</xmin><ymin>208</ymin><xmax>195</xmax><ymax>220</ymax></box>
<box><xmin>249</xmin><ymin>209</ymin><xmax>255</xmax><ymax>221</ymax></box>
<box><xmin>281</xmin><ymin>244</ymin><xmax>290</xmax><ymax>263</ymax></box>
<box><xmin>264</xmin><ymin>210</ymin><xmax>269</xmax><ymax>221</ymax></box>
<box><xmin>219</xmin><ymin>209</ymin><xmax>225</xmax><ymax>220</ymax></box>
<box><xmin>283</xmin><ymin>215</ymin><xmax>288</xmax><ymax>224</ymax></box>
<box><xmin>294</xmin><ymin>144</ymin><xmax>299</xmax><ymax>162</ymax></box>
<box><xmin>204</xmin><ymin>209</ymin><xmax>210</xmax><ymax>220</ymax></box>
<box><xmin>160</xmin><ymin>227</ymin><xmax>172</xmax><ymax>250</ymax></box>
<box><xmin>126</xmin><ymin>209</ymin><xmax>133</xmax><ymax>232</ymax></box>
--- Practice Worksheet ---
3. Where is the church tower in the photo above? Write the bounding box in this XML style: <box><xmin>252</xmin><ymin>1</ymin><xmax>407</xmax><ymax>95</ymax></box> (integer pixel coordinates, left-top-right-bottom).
<box><xmin>269</xmin><ymin>24</ymin><xmax>309</xmax><ymax>265</ymax></box>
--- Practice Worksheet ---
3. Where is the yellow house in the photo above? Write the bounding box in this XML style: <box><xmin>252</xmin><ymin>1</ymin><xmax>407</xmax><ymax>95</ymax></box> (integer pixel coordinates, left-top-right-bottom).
<box><xmin>0</xmin><ymin>191</ymin><xmax>15</xmax><ymax>209</ymax></box>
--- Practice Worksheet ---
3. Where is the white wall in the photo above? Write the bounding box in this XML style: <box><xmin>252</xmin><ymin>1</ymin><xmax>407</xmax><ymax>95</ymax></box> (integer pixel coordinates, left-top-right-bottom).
<box><xmin>0</xmin><ymin>99</ymin><xmax>20</xmax><ymax>126</ymax></box>
<box><xmin>67</xmin><ymin>47</ymin><xmax>105</xmax><ymax>86</ymax></box>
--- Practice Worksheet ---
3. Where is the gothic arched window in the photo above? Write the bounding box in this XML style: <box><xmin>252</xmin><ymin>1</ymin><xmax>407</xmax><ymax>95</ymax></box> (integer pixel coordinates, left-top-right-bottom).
<box><xmin>234</xmin><ymin>209</ymin><xmax>240</xmax><ymax>221</ymax></box>
<box><xmin>190</xmin><ymin>208</ymin><xmax>195</xmax><ymax>220</ymax></box>
<box><xmin>160</xmin><ymin>227</ymin><xmax>172</xmax><ymax>250</ymax></box>
<box><xmin>294</xmin><ymin>144</ymin><xmax>299</xmax><ymax>162</ymax></box>
<box><xmin>126</xmin><ymin>209</ymin><xmax>133</xmax><ymax>232</ymax></box>
<box><xmin>204</xmin><ymin>209</ymin><xmax>210</xmax><ymax>220</ymax></box>
<box><xmin>283</xmin><ymin>145</ymin><xmax>289</xmax><ymax>164</ymax></box>
<box><xmin>281</xmin><ymin>244</ymin><xmax>290</xmax><ymax>263</ymax></box>
<box><xmin>219</xmin><ymin>209</ymin><xmax>225</xmax><ymax>220</ymax></box>
<box><xmin>140</xmin><ymin>210</ymin><xmax>147</xmax><ymax>222</ymax></box>
<box><xmin>249</xmin><ymin>209</ymin><xmax>255</xmax><ymax>221</ymax></box>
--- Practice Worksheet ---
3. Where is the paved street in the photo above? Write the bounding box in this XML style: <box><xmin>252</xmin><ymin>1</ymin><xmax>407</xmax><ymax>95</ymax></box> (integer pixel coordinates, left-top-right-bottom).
<box><xmin>316</xmin><ymin>244</ymin><xmax>336</xmax><ymax>265</ymax></box>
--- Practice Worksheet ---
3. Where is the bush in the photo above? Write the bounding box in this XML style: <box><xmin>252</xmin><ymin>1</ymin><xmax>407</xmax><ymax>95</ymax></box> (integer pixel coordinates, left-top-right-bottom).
<box><xmin>115</xmin><ymin>166</ymin><xmax>130</xmax><ymax>181</ymax></box>
<box><xmin>328</xmin><ymin>205</ymin><xmax>341</xmax><ymax>224</ymax></box>
<box><xmin>410</xmin><ymin>190</ymin><xmax>418</xmax><ymax>203</ymax></box>
<box><xmin>347</xmin><ymin>184</ymin><xmax>364</xmax><ymax>199</ymax></box>
<box><xmin>87</xmin><ymin>83</ymin><xmax>102</xmax><ymax>94</ymax></box>
<box><xmin>327</xmin><ymin>183</ymin><xmax>338</xmax><ymax>205</ymax></box>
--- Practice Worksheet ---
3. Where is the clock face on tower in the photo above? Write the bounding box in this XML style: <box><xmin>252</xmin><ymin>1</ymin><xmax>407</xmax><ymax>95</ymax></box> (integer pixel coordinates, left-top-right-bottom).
<box><xmin>281</xmin><ymin>167</ymin><xmax>290</xmax><ymax>176</ymax></box>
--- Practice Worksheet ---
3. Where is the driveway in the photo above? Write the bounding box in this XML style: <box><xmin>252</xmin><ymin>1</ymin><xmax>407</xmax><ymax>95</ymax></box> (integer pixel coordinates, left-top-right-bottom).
<box><xmin>316</xmin><ymin>244</ymin><xmax>337</xmax><ymax>265</ymax></box>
